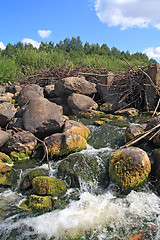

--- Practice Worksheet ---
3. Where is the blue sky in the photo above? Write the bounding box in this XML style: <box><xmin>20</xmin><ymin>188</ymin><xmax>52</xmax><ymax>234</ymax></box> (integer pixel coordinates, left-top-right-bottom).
<box><xmin>1</xmin><ymin>0</ymin><xmax>160</xmax><ymax>62</ymax></box>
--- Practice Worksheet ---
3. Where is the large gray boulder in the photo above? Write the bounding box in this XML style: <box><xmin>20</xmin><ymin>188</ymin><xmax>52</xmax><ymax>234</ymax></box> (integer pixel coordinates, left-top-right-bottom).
<box><xmin>18</xmin><ymin>84</ymin><xmax>44</xmax><ymax>107</ymax></box>
<box><xmin>23</xmin><ymin>97</ymin><xmax>64</xmax><ymax>138</ymax></box>
<box><xmin>54</xmin><ymin>76</ymin><xmax>97</xmax><ymax>98</ymax></box>
<box><xmin>0</xmin><ymin>109</ymin><xmax>16</xmax><ymax>128</ymax></box>
<box><xmin>68</xmin><ymin>93</ymin><xmax>98</xmax><ymax>112</ymax></box>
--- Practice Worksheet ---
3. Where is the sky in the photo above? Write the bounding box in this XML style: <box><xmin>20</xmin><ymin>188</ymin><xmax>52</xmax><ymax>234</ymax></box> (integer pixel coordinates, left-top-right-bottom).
<box><xmin>1</xmin><ymin>0</ymin><xmax>160</xmax><ymax>62</ymax></box>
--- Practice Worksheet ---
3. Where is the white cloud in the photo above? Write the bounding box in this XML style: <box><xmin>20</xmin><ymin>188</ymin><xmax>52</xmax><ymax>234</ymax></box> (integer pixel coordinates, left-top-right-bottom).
<box><xmin>38</xmin><ymin>30</ymin><xmax>52</xmax><ymax>38</ymax></box>
<box><xmin>143</xmin><ymin>47</ymin><xmax>160</xmax><ymax>62</ymax></box>
<box><xmin>0</xmin><ymin>41</ymin><xmax>6</xmax><ymax>50</ymax></box>
<box><xmin>21</xmin><ymin>38</ymin><xmax>40</xmax><ymax>48</ymax></box>
<box><xmin>94</xmin><ymin>0</ymin><xmax>160</xmax><ymax>30</ymax></box>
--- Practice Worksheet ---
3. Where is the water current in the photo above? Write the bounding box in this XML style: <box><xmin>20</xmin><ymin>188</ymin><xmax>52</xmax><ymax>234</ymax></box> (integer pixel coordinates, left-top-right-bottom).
<box><xmin>0</xmin><ymin>116</ymin><xmax>160</xmax><ymax>240</ymax></box>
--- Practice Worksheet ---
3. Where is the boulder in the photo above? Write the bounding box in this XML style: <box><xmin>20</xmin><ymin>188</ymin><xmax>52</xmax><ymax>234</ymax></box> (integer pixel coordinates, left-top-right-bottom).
<box><xmin>49</xmin><ymin>97</ymin><xmax>72</xmax><ymax>115</ymax></box>
<box><xmin>0</xmin><ymin>160</ymin><xmax>18</xmax><ymax>187</ymax></box>
<box><xmin>28</xmin><ymin>195</ymin><xmax>52</xmax><ymax>212</ymax></box>
<box><xmin>63</xmin><ymin>119</ymin><xmax>91</xmax><ymax>139</ymax></box>
<box><xmin>18</xmin><ymin>84</ymin><xmax>44</xmax><ymax>106</ymax></box>
<box><xmin>44</xmin><ymin>132</ymin><xmax>87</xmax><ymax>158</ymax></box>
<box><xmin>109</xmin><ymin>147</ymin><xmax>151</xmax><ymax>193</ymax></box>
<box><xmin>20</xmin><ymin>168</ymin><xmax>49</xmax><ymax>191</ymax></box>
<box><xmin>58</xmin><ymin>153</ymin><xmax>108</xmax><ymax>189</ymax></box>
<box><xmin>125</xmin><ymin>124</ymin><xmax>146</xmax><ymax>142</ymax></box>
<box><xmin>0</xmin><ymin>102</ymin><xmax>16</xmax><ymax>111</ymax></box>
<box><xmin>54</xmin><ymin>76</ymin><xmax>97</xmax><ymax>98</ymax></box>
<box><xmin>1</xmin><ymin>130</ymin><xmax>37</xmax><ymax>155</ymax></box>
<box><xmin>7</xmin><ymin>118</ymin><xmax>24</xmax><ymax>130</ymax></box>
<box><xmin>23</xmin><ymin>97</ymin><xmax>64</xmax><ymax>138</ymax></box>
<box><xmin>68</xmin><ymin>93</ymin><xmax>98</xmax><ymax>112</ymax></box>
<box><xmin>0</xmin><ymin>152</ymin><xmax>12</xmax><ymax>164</ymax></box>
<box><xmin>32</xmin><ymin>176</ymin><xmax>67</xmax><ymax>197</ymax></box>
<box><xmin>0</xmin><ymin>109</ymin><xmax>16</xmax><ymax>128</ymax></box>
<box><xmin>152</xmin><ymin>149</ymin><xmax>160</xmax><ymax>180</ymax></box>
<box><xmin>0</xmin><ymin>129</ymin><xmax>9</xmax><ymax>147</ymax></box>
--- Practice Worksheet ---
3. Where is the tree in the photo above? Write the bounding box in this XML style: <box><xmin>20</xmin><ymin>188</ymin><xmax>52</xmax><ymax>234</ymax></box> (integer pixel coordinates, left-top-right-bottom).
<box><xmin>84</xmin><ymin>42</ymin><xmax>91</xmax><ymax>54</ymax></box>
<box><xmin>100</xmin><ymin>44</ymin><xmax>111</xmax><ymax>55</ymax></box>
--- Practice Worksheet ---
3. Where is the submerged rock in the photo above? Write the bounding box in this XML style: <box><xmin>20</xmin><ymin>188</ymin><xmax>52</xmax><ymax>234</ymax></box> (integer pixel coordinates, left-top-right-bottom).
<box><xmin>58</xmin><ymin>153</ymin><xmax>108</xmax><ymax>189</ymax></box>
<box><xmin>44</xmin><ymin>132</ymin><xmax>87</xmax><ymax>158</ymax></box>
<box><xmin>32</xmin><ymin>176</ymin><xmax>67</xmax><ymax>197</ymax></box>
<box><xmin>109</xmin><ymin>147</ymin><xmax>151</xmax><ymax>193</ymax></box>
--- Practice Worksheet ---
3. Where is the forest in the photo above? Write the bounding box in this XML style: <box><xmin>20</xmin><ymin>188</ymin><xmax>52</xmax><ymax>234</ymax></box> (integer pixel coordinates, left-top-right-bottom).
<box><xmin>0</xmin><ymin>36</ymin><xmax>157</xmax><ymax>83</ymax></box>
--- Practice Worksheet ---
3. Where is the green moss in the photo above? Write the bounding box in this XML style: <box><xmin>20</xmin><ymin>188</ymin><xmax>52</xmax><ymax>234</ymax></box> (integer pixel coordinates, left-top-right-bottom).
<box><xmin>18</xmin><ymin>199</ymin><xmax>31</xmax><ymax>211</ymax></box>
<box><xmin>94</xmin><ymin>120</ymin><xmax>105</xmax><ymax>126</ymax></box>
<box><xmin>28</xmin><ymin>195</ymin><xmax>52</xmax><ymax>212</ymax></box>
<box><xmin>66</xmin><ymin>125</ymin><xmax>91</xmax><ymax>139</ymax></box>
<box><xmin>10</xmin><ymin>151</ymin><xmax>30</xmax><ymax>161</ymax></box>
<box><xmin>78</xmin><ymin>110</ymin><xmax>105</xmax><ymax>119</ymax></box>
<box><xmin>0</xmin><ymin>152</ymin><xmax>12</xmax><ymax>164</ymax></box>
<box><xmin>32</xmin><ymin>176</ymin><xmax>67</xmax><ymax>197</ymax></box>
<box><xmin>109</xmin><ymin>147</ymin><xmax>151</xmax><ymax>194</ymax></box>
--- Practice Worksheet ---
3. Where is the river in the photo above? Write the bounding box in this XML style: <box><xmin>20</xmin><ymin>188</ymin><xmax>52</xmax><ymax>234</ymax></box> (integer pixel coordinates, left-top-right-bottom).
<box><xmin>0</xmin><ymin>115</ymin><xmax>160</xmax><ymax>240</ymax></box>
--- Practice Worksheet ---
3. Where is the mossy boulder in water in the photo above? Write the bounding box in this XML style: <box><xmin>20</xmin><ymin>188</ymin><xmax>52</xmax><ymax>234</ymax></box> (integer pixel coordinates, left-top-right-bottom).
<box><xmin>28</xmin><ymin>195</ymin><xmax>52</xmax><ymax>212</ymax></box>
<box><xmin>0</xmin><ymin>160</ymin><xmax>18</xmax><ymax>187</ymax></box>
<box><xmin>44</xmin><ymin>132</ymin><xmax>87</xmax><ymax>158</ymax></box>
<box><xmin>109</xmin><ymin>147</ymin><xmax>151</xmax><ymax>193</ymax></box>
<box><xmin>58</xmin><ymin>153</ymin><xmax>108</xmax><ymax>189</ymax></box>
<box><xmin>32</xmin><ymin>176</ymin><xmax>67</xmax><ymax>197</ymax></box>
<box><xmin>20</xmin><ymin>168</ymin><xmax>49</xmax><ymax>191</ymax></box>
<box><xmin>0</xmin><ymin>152</ymin><xmax>12</xmax><ymax>164</ymax></box>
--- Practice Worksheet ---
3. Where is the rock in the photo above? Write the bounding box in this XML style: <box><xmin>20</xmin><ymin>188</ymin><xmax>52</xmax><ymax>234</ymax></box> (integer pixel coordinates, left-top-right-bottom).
<box><xmin>0</xmin><ymin>86</ymin><xmax>6</xmax><ymax>94</ymax></box>
<box><xmin>115</xmin><ymin>108</ymin><xmax>139</xmax><ymax>116</ymax></box>
<box><xmin>146</xmin><ymin>116</ymin><xmax>160</xmax><ymax>131</ymax></box>
<box><xmin>125</xmin><ymin>124</ymin><xmax>146</xmax><ymax>142</ymax></box>
<box><xmin>6</xmin><ymin>84</ymin><xmax>22</xmax><ymax>94</ymax></box>
<box><xmin>49</xmin><ymin>97</ymin><xmax>72</xmax><ymax>115</ymax></box>
<box><xmin>68</xmin><ymin>93</ymin><xmax>98</xmax><ymax>112</ymax></box>
<box><xmin>54</xmin><ymin>76</ymin><xmax>97</xmax><ymax>98</ymax></box>
<box><xmin>0</xmin><ymin>129</ymin><xmax>9</xmax><ymax>147</ymax></box>
<box><xmin>153</xmin><ymin>132</ymin><xmax>160</xmax><ymax>147</ymax></box>
<box><xmin>109</xmin><ymin>147</ymin><xmax>151</xmax><ymax>193</ymax></box>
<box><xmin>63</xmin><ymin>120</ymin><xmax>90</xmax><ymax>139</ymax></box>
<box><xmin>1</xmin><ymin>130</ymin><xmax>37</xmax><ymax>155</ymax></box>
<box><xmin>18</xmin><ymin>84</ymin><xmax>44</xmax><ymax>106</ymax></box>
<box><xmin>32</xmin><ymin>176</ymin><xmax>67</xmax><ymax>197</ymax></box>
<box><xmin>0</xmin><ymin>161</ymin><xmax>18</xmax><ymax>187</ymax></box>
<box><xmin>78</xmin><ymin>110</ymin><xmax>105</xmax><ymax>119</ymax></box>
<box><xmin>58</xmin><ymin>153</ymin><xmax>108</xmax><ymax>189</ymax></box>
<box><xmin>99</xmin><ymin>102</ymin><xmax>114</xmax><ymax>112</ymax></box>
<box><xmin>20</xmin><ymin>168</ymin><xmax>49</xmax><ymax>191</ymax></box>
<box><xmin>28</xmin><ymin>195</ymin><xmax>52</xmax><ymax>212</ymax></box>
<box><xmin>0</xmin><ymin>152</ymin><xmax>12</xmax><ymax>164</ymax></box>
<box><xmin>0</xmin><ymin>102</ymin><xmax>16</xmax><ymax>111</ymax></box>
<box><xmin>44</xmin><ymin>84</ymin><xmax>57</xmax><ymax>98</ymax></box>
<box><xmin>23</xmin><ymin>97</ymin><xmax>64</xmax><ymax>138</ymax></box>
<box><xmin>0</xmin><ymin>109</ymin><xmax>16</xmax><ymax>128</ymax></box>
<box><xmin>44</xmin><ymin>132</ymin><xmax>87</xmax><ymax>158</ymax></box>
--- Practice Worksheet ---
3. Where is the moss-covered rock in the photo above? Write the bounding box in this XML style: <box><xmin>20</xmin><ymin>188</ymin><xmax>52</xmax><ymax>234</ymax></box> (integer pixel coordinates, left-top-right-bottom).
<box><xmin>63</xmin><ymin>119</ymin><xmax>90</xmax><ymax>139</ymax></box>
<box><xmin>94</xmin><ymin>120</ymin><xmax>105</xmax><ymax>126</ymax></box>
<box><xmin>28</xmin><ymin>195</ymin><xmax>52</xmax><ymax>212</ymax></box>
<box><xmin>58</xmin><ymin>153</ymin><xmax>108</xmax><ymax>189</ymax></box>
<box><xmin>78</xmin><ymin>110</ymin><xmax>105</xmax><ymax>119</ymax></box>
<box><xmin>0</xmin><ymin>152</ymin><xmax>12</xmax><ymax>164</ymax></box>
<box><xmin>20</xmin><ymin>168</ymin><xmax>49</xmax><ymax>191</ymax></box>
<box><xmin>115</xmin><ymin>108</ymin><xmax>139</xmax><ymax>116</ymax></box>
<box><xmin>99</xmin><ymin>102</ymin><xmax>114</xmax><ymax>112</ymax></box>
<box><xmin>109</xmin><ymin>147</ymin><xmax>151</xmax><ymax>194</ymax></box>
<box><xmin>0</xmin><ymin>160</ymin><xmax>18</xmax><ymax>187</ymax></box>
<box><xmin>44</xmin><ymin>132</ymin><xmax>87</xmax><ymax>158</ymax></box>
<box><xmin>32</xmin><ymin>176</ymin><xmax>67</xmax><ymax>197</ymax></box>
<box><xmin>10</xmin><ymin>151</ymin><xmax>30</xmax><ymax>161</ymax></box>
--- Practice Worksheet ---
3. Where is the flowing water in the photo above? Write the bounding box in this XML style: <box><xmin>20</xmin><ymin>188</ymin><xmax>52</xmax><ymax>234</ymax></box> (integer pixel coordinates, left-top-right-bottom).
<box><xmin>0</xmin><ymin>116</ymin><xmax>160</xmax><ymax>240</ymax></box>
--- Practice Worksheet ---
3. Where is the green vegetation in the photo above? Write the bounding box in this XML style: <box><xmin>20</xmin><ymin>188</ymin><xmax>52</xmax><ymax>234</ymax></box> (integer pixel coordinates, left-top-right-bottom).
<box><xmin>0</xmin><ymin>36</ymin><xmax>157</xmax><ymax>83</ymax></box>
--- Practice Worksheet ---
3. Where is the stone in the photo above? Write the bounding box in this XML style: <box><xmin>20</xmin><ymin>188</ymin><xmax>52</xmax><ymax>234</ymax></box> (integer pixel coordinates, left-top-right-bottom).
<box><xmin>44</xmin><ymin>132</ymin><xmax>87</xmax><ymax>158</ymax></box>
<box><xmin>20</xmin><ymin>168</ymin><xmax>49</xmax><ymax>191</ymax></box>
<box><xmin>0</xmin><ymin>102</ymin><xmax>16</xmax><ymax>111</ymax></box>
<box><xmin>115</xmin><ymin>108</ymin><xmax>139</xmax><ymax>116</ymax></box>
<box><xmin>0</xmin><ymin>109</ymin><xmax>16</xmax><ymax>128</ymax></box>
<box><xmin>68</xmin><ymin>93</ymin><xmax>98</xmax><ymax>112</ymax></box>
<box><xmin>32</xmin><ymin>176</ymin><xmax>67</xmax><ymax>197</ymax></box>
<box><xmin>23</xmin><ymin>97</ymin><xmax>64</xmax><ymax>138</ymax></box>
<box><xmin>18</xmin><ymin>84</ymin><xmax>44</xmax><ymax>106</ymax></box>
<box><xmin>1</xmin><ymin>130</ymin><xmax>37</xmax><ymax>155</ymax></box>
<box><xmin>152</xmin><ymin>148</ymin><xmax>160</xmax><ymax>180</ymax></box>
<box><xmin>54</xmin><ymin>76</ymin><xmax>97</xmax><ymax>98</ymax></box>
<box><xmin>0</xmin><ymin>129</ymin><xmax>9</xmax><ymax>147</ymax></box>
<box><xmin>0</xmin><ymin>152</ymin><xmax>12</xmax><ymax>164</ymax></box>
<box><xmin>6</xmin><ymin>84</ymin><xmax>22</xmax><ymax>94</ymax></box>
<box><xmin>28</xmin><ymin>195</ymin><xmax>52</xmax><ymax>212</ymax></box>
<box><xmin>58</xmin><ymin>153</ymin><xmax>108</xmax><ymax>189</ymax></box>
<box><xmin>63</xmin><ymin>119</ymin><xmax>90</xmax><ymax>139</ymax></box>
<box><xmin>109</xmin><ymin>147</ymin><xmax>151</xmax><ymax>193</ymax></box>
<box><xmin>0</xmin><ymin>160</ymin><xmax>18</xmax><ymax>187</ymax></box>
<box><xmin>7</xmin><ymin>117</ymin><xmax>24</xmax><ymax>129</ymax></box>
<box><xmin>0</xmin><ymin>93</ymin><xmax>14</xmax><ymax>103</ymax></box>
<box><xmin>125</xmin><ymin>124</ymin><xmax>146</xmax><ymax>142</ymax></box>
<box><xmin>49</xmin><ymin>97</ymin><xmax>72</xmax><ymax>115</ymax></box>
